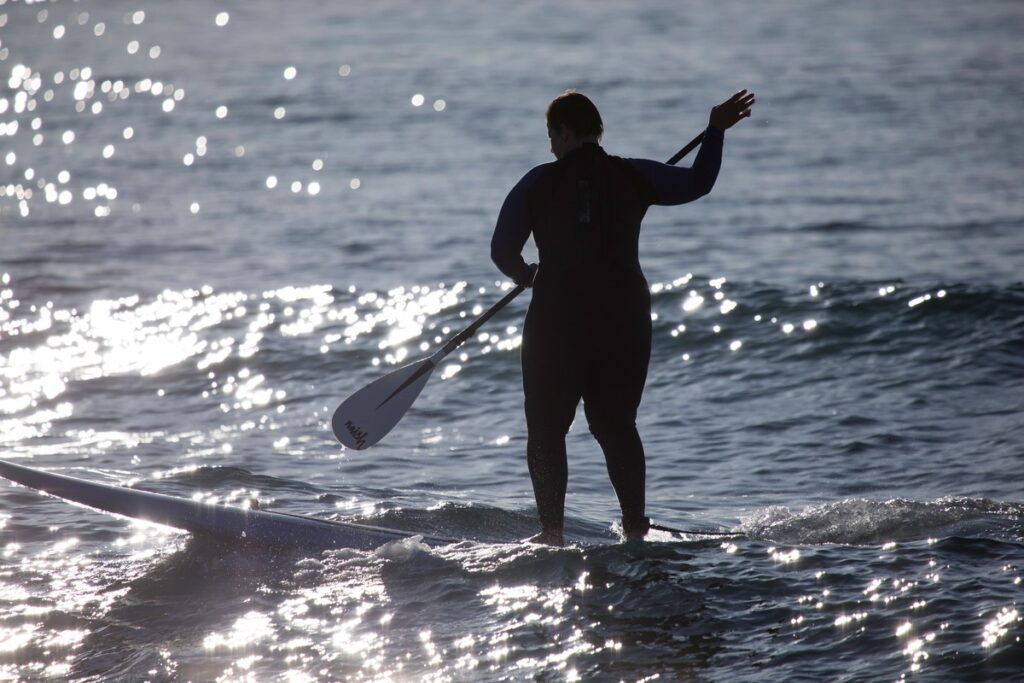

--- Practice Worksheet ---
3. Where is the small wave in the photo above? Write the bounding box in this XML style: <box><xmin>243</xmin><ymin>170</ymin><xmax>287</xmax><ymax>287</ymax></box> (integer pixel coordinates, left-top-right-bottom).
<box><xmin>740</xmin><ymin>496</ymin><xmax>1024</xmax><ymax>545</ymax></box>
<box><xmin>358</xmin><ymin>502</ymin><xmax>547</xmax><ymax>544</ymax></box>
<box><xmin>793</xmin><ymin>219</ymin><xmax>886</xmax><ymax>233</ymax></box>
<box><xmin>647</xmin><ymin>278</ymin><xmax>1024</xmax><ymax>368</ymax></box>
<box><xmin>167</xmin><ymin>465</ymin><xmax>317</xmax><ymax>493</ymax></box>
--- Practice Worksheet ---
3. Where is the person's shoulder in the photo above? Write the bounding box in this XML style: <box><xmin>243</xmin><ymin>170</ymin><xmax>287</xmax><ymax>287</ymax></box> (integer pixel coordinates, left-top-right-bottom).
<box><xmin>522</xmin><ymin>160</ymin><xmax>556</xmax><ymax>182</ymax></box>
<box><xmin>618</xmin><ymin>157</ymin><xmax>675</xmax><ymax>180</ymax></box>
<box><xmin>511</xmin><ymin>161</ymin><xmax>556</xmax><ymax>194</ymax></box>
<box><xmin>606</xmin><ymin>155</ymin><xmax>660</xmax><ymax>204</ymax></box>
<box><xmin>603</xmin><ymin>154</ymin><xmax>664</xmax><ymax>177</ymax></box>
<box><xmin>618</xmin><ymin>156</ymin><xmax>661</xmax><ymax>168</ymax></box>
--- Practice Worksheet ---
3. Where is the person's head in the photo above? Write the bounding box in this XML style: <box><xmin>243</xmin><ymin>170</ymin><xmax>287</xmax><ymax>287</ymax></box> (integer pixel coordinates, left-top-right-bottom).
<box><xmin>545</xmin><ymin>90</ymin><xmax>602</xmax><ymax>159</ymax></box>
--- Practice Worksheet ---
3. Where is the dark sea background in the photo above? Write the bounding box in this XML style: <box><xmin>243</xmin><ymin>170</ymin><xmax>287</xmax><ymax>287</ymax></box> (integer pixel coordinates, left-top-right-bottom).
<box><xmin>1</xmin><ymin>1</ymin><xmax>1022</xmax><ymax>680</ymax></box>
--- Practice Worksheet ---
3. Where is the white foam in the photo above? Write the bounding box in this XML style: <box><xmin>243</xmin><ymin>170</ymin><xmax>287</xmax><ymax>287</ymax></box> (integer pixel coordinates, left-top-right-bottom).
<box><xmin>374</xmin><ymin>534</ymin><xmax>431</xmax><ymax>561</ymax></box>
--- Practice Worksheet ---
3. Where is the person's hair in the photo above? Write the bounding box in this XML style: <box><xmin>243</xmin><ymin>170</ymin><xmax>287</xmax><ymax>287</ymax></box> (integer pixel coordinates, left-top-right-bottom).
<box><xmin>546</xmin><ymin>90</ymin><xmax>603</xmax><ymax>139</ymax></box>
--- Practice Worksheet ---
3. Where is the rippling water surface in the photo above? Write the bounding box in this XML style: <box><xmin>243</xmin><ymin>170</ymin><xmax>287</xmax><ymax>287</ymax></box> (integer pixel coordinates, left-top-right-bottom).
<box><xmin>1</xmin><ymin>1</ymin><xmax>1022</xmax><ymax>680</ymax></box>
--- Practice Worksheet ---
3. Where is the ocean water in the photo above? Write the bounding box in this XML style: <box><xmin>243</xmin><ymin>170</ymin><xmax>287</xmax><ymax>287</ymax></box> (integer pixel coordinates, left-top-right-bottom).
<box><xmin>1</xmin><ymin>0</ymin><xmax>1022</xmax><ymax>680</ymax></box>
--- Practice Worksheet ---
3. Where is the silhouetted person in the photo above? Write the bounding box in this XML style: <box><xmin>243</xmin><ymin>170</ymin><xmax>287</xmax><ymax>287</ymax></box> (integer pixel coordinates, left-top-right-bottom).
<box><xmin>491</xmin><ymin>89</ymin><xmax>755</xmax><ymax>545</ymax></box>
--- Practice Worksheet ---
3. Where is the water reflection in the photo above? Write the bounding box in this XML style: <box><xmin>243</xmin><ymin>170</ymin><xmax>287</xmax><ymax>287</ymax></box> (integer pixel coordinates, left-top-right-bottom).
<box><xmin>0</xmin><ymin>2</ymin><xmax>353</xmax><ymax>224</ymax></box>
<box><xmin>0</xmin><ymin>274</ymin><xmax>533</xmax><ymax>447</ymax></box>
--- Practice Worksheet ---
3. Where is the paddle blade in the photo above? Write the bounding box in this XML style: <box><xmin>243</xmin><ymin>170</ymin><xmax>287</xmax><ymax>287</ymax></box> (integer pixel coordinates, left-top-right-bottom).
<box><xmin>331</xmin><ymin>359</ymin><xmax>435</xmax><ymax>450</ymax></box>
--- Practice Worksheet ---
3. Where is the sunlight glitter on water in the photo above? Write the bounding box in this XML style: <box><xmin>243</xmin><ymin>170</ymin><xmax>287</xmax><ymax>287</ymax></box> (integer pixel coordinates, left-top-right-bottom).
<box><xmin>0</xmin><ymin>273</ymin><xmax>538</xmax><ymax>455</ymax></box>
<box><xmin>981</xmin><ymin>607</ymin><xmax>1020</xmax><ymax>649</ymax></box>
<box><xmin>204</xmin><ymin>610</ymin><xmax>276</xmax><ymax>651</ymax></box>
<box><xmin>0</xmin><ymin>268</ymin><xmax>852</xmax><ymax>449</ymax></box>
<box><xmin>0</xmin><ymin>7</ymin><xmax>350</xmax><ymax>222</ymax></box>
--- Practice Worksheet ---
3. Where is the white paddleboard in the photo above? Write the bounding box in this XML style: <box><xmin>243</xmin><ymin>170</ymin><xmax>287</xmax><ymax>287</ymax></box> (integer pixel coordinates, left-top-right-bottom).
<box><xmin>0</xmin><ymin>459</ymin><xmax>456</xmax><ymax>550</ymax></box>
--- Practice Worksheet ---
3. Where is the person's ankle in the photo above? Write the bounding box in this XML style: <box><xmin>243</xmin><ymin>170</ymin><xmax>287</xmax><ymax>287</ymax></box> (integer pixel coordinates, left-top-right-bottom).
<box><xmin>623</xmin><ymin>516</ymin><xmax>650</xmax><ymax>541</ymax></box>
<box><xmin>528</xmin><ymin>528</ymin><xmax>564</xmax><ymax>546</ymax></box>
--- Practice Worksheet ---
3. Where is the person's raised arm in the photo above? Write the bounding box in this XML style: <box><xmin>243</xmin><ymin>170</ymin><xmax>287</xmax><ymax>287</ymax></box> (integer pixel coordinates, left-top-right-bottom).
<box><xmin>630</xmin><ymin>89</ymin><xmax>755</xmax><ymax>206</ymax></box>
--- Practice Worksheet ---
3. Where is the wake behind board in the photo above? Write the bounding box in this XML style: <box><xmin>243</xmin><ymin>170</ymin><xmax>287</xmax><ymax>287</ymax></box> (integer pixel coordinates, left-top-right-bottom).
<box><xmin>0</xmin><ymin>459</ymin><xmax>456</xmax><ymax>550</ymax></box>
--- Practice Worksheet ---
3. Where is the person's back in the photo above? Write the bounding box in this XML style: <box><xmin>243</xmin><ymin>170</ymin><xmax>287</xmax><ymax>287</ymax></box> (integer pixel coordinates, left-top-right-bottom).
<box><xmin>526</xmin><ymin>142</ymin><xmax>655</xmax><ymax>299</ymax></box>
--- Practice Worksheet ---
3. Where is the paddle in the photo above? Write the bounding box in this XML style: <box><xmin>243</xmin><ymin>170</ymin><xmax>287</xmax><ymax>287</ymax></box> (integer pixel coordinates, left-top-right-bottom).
<box><xmin>332</xmin><ymin>284</ymin><xmax>526</xmax><ymax>449</ymax></box>
<box><xmin>331</xmin><ymin>129</ymin><xmax>708</xmax><ymax>449</ymax></box>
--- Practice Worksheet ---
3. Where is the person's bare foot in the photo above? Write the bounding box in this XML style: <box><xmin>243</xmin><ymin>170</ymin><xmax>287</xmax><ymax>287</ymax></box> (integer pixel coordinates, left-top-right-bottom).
<box><xmin>624</xmin><ymin>529</ymin><xmax>648</xmax><ymax>542</ymax></box>
<box><xmin>527</xmin><ymin>529</ymin><xmax>564</xmax><ymax>546</ymax></box>
<box><xmin>623</xmin><ymin>517</ymin><xmax>650</xmax><ymax>542</ymax></box>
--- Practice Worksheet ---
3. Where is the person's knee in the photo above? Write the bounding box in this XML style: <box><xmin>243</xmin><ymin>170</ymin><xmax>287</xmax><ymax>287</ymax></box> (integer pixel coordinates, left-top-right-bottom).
<box><xmin>523</xmin><ymin>361</ymin><xmax>580</xmax><ymax>439</ymax></box>
<box><xmin>583</xmin><ymin>397</ymin><xmax>638</xmax><ymax>436</ymax></box>
<box><xmin>526</xmin><ymin>410</ymin><xmax>573</xmax><ymax>441</ymax></box>
<box><xmin>585</xmin><ymin>414</ymin><xmax>636</xmax><ymax>441</ymax></box>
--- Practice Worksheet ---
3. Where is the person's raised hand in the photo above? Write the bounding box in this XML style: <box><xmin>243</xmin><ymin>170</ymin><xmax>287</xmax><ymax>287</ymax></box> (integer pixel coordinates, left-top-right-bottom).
<box><xmin>709</xmin><ymin>89</ymin><xmax>756</xmax><ymax>131</ymax></box>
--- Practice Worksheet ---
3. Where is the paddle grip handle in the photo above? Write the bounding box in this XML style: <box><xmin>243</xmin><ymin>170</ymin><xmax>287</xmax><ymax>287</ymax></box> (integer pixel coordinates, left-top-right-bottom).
<box><xmin>434</xmin><ymin>283</ymin><xmax>526</xmax><ymax>362</ymax></box>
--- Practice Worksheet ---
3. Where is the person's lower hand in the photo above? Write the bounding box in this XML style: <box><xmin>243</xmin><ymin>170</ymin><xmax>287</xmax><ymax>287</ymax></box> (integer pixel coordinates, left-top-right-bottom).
<box><xmin>519</xmin><ymin>263</ymin><xmax>539</xmax><ymax>288</ymax></box>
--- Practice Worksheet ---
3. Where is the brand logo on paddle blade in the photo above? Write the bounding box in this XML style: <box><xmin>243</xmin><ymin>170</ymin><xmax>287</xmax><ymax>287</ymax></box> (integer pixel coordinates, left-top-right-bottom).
<box><xmin>344</xmin><ymin>420</ymin><xmax>368</xmax><ymax>449</ymax></box>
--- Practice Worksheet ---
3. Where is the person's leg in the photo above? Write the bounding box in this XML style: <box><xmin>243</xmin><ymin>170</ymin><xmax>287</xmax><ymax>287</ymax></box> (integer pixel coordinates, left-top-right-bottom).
<box><xmin>582</xmin><ymin>290</ymin><xmax>652</xmax><ymax>539</ymax></box>
<box><xmin>526</xmin><ymin>431</ymin><xmax>568</xmax><ymax>542</ymax></box>
<box><xmin>522</xmin><ymin>297</ymin><xmax>581</xmax><ymax>545</ymax></box>
<box><xmin>588</xmin><ymin>420</ymin><xmax>649</xmax><ymax>539</ymax></box>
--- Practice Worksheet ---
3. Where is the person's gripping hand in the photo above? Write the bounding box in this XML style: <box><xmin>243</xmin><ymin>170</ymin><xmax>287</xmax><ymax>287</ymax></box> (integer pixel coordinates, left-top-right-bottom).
<box><xmin>516</xmin><ymin>264</ymin><xmax>540</xmax><ymax>286</ymax></box>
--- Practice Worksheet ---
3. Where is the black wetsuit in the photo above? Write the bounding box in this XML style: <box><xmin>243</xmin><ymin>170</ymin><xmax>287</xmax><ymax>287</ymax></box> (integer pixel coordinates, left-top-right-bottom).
<box><xmin>490</xmin><ymin>127</ymin><xmax>724</xmax><ymax>534</ymax></box>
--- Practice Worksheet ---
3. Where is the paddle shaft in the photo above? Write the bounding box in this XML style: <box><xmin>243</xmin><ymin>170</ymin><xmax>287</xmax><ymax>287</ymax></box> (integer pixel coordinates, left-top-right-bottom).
<box><xmin>431</xmin><ymin>283</ymin><xmax>526</xmax><ymax>364</ymax></box>
<box><xmin>427</xmin><ymin>128</ymin><xmax>708</xmax><ymax>365</ymax></box>
<box><xmin>666</xmin><ymin>131</ymin><xmax>706</xmax><ymax>166</ymax></box>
